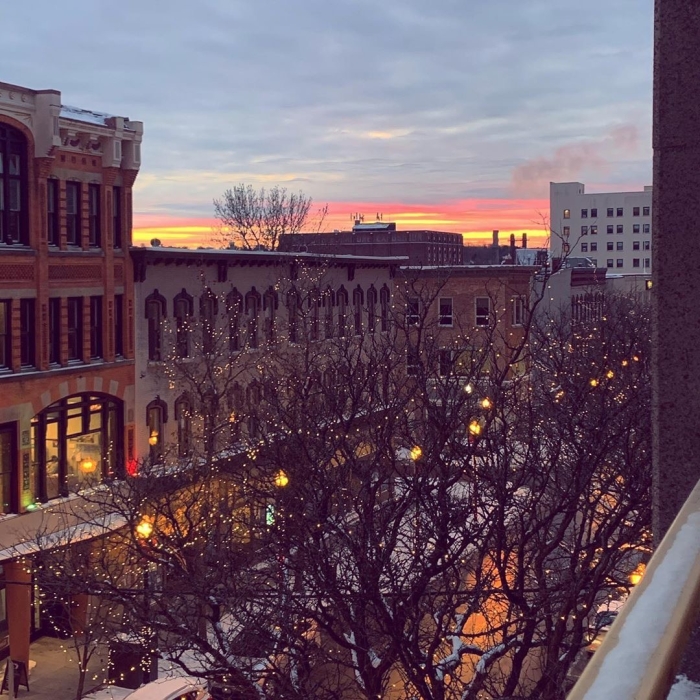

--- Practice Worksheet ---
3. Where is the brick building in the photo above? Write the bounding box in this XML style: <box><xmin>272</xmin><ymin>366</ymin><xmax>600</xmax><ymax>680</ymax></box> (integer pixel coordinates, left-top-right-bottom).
<box><xmin>0</xmin><ymin>81</ymin><xmax>141</xmax><ymax>660</ymax></box>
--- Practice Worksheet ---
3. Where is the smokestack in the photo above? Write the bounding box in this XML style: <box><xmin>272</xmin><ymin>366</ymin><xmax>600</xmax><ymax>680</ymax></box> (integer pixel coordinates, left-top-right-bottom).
<box><xmin>509</xmin><ymin>234</ymin><xmax>516</xmax><ymax>265</ymax></box>
<box><xmin>492</xmin><ymin>230</ymin><xmax>499</xmax><ymax>247</ymax></box>
<box><xmin>522</xmin><ymin>233</ymin><xmax>528</xmax><ymax>249</ymax></box>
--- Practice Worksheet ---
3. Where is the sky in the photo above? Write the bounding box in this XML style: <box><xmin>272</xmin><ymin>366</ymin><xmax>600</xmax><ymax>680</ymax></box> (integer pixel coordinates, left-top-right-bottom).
<box><xmin>1</xmin><ymin>0</ymin><xmax>653</xmax><ymax>247</ymax></box>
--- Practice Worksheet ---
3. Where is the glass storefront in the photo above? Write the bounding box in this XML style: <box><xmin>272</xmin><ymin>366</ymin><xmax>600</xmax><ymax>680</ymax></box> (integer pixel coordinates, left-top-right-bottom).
<box><xmin>30</xmin><ymin>394</ymin><xmax>123</xmax><ymax>502</ymax></box>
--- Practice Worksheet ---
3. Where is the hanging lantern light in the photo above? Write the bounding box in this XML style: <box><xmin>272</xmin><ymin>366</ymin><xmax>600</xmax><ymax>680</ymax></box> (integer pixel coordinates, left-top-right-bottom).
<box><xmin>135</xmin><ymin>516</ymin><xmax>154</xmax><ymax>540</ymax></box>
<box><xmin>274</xmin><ymin>470</ymin><xmax>289</xmax><ymax>488</ymax></box>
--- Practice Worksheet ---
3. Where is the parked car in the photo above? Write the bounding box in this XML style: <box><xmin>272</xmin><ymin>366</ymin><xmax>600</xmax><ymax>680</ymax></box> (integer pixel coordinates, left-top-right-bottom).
<box><xmin>586</xmin><ymin>597</ymin><xmax>627</xmax><ymax>654</ymax></box>
<box><xmin>85</xmin><ymin>677</ymin><xmax>210</xmax><ymax>700</ymax></box>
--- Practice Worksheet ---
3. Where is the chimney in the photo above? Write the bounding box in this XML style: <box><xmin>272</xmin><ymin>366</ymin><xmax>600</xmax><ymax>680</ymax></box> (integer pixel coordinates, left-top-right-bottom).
<box><xmin>492</xmin><ymin>230</ymin><xmax>499</xmax><ymax>247</ymax></box>
<box><xmin>522</xmin><ymin>233</ymin><xmax>528</xmax><ymax>249</ymax></box>
<box><xmin>510</xmin><ymin>234</ymin><xmax>516</xmax><ymax>264</ymax></box>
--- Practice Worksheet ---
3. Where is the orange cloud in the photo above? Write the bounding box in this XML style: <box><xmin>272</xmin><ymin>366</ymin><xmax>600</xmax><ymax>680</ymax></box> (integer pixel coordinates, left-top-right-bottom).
<box><xmin>133</xmin><ymin>198</ymin><xmax>550</xmax><ymax>249</ymax></box>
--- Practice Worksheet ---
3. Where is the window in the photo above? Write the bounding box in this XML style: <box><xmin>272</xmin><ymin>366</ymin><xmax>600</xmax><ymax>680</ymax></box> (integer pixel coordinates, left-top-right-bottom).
<box><xmin>633</xmin><ymin>258</ymin><xmax>640</xmax><ymax>268</ymax></box>
<box><xmin>200</xmin><ymin>289</ymin><xmax>218</xmax><ymax>355</ymax></box>
<box><xmin>146</xmin><ymin>398</ymin><xmax>167</xmax><ymax>463</ymax></box>
<box><xmin>607</xmin><ymin>225</ymin><xmax>614</xmax><ymax>234</ymax></box>
<box><xmin>380</xmin><ymin>286</ymin><xmax>390</xmax><ymax>332</ymax></box>
<box><xmin>67</xmin><ymin>297</ymin><xmax>84</xmax><ymax>361</ymax></box>
<box><xmin>438</xmin><ymin>297</ymin><xmax>453</xmax><ymax>326</ymax></box>
<box><xmin>581</xmin><ymin>243</ymin><xmax>588</xmax><ymax>252</ymax></box>
<box><xmin>591</xmin><ymin>258</ymin><xmax>598</xmax><ymax>266</ymax></box>
<box><xmin>353</xmin><ymin>287</ymin><xmax>363</xmax><ymax>335</ymax></box>
<box><xmin>309</xmin><ymin>288</ymin><xmax>320</xmax><ymax>341</ymax></box>
<box><xmin>563</xmin><ymin>209</ymin><xmax>570</xmax><ymax>219</ymax></box>
<box><xmin>175</xmin><ymin>394</ymin><xmax>192</xmax><ymax>458</ymax></box>
<box><xmin>114</xmin><ymin>294</ymin><xmax>124</xmax><ymax>357</ymax></box>
<box><xmin>644</xmin><ymin>258</ymin><xmax>650</xmax><ymax>268</ymax></box>
<box><xmin>617</xmin><ymin>208</ymin><xmax>623</xmax><ymax>217</ymax></box>
<box><xmin>633</xmin><ymin>224</ymin><xmax>640</xmax><ymax>234</ymax></box>
<box><xmin>607</xmin><ymin>242</ymin><xmax>614</xmax><ymax>251</ymax></box>
<box><xmin>19</xmin><ymin>299</ymin><xmax>35</xmax><ymax>368</ymax></box>
<box><xmin>145</xmin><ymin>291</ymin><xmax>165</xmax><ymax>362</ymax></box>
<box><xmin>617</xmin><ymin>259</ymin><xmax>624</xmax><ymax>268</ymax></box>
<box><xmin>643</xmin><ymin>206</ymin><xmax>650</xmax><ymax>216</ymax></box>
<box><xmin>590</xmin><ymin>242</ymin><xmax>598</xmax><ymax>251</ymax></box>
<box><xmin>439</xmin><ymin>349</ymin><xmax>454</xmax><ymax>377</ymax></box>
<box><xmin>633</xmin><ymin>241</ymin><xmax>640</xmax><ymax>251</ymax></box>
<box><xmin>66</xmin><ymin>182</ymin><xmax>81</xmax><ymax>246</ymax></box>
<box><xmin>0</xmin><ymin>301</ymin><xmax>10</xmax><ymax>369</ymax></box>
<box><xmin>607</xmin><ymin>208</ymin><xmax>614</xmax><ymax>217</ymax></box>
<box><xmin>367</xmin><ymin>286</ymin><xmax>377</xmax><ymax>334</ymax></box>
<box><xmin>581</xmin><ymin>226</ymin><xmax>588</xmax><ymax>235</ymax></box>
<box><xmin>0</xmin><ymin>123</ymin><xmax>28</xmax><ymax>245</ymax></box>
<box><xmin>406</xmin><ymin>297</ymin><xmax>419</xmax><ymax>326</ymax></box>
<box><xmin>616</xmin><ymin>225</ymin><xmax>623</xmax><ymax>234</ymax></box>
<box><xmin>287</xmin><ymin>290</ymin><xmax>299</xmax><ymax>343</ymax></box>
<box><xmin>112</xmin><ymin>186</ymin><xmax>122</xmax><ymax>248</ymax></box>
<box><xmin>48</xmin><ymin>298</ymin><xmax>61</xmax><ymax>365</ymax></box>
<box><xmin>562</xmin><ymin>226</ymin><xmax>570</xmax><ymax>237</ymax></box>
<box><xmin>264</xmin><ymin>288</ymin><xmax>277</xmax><ymax>344</ymax></box>
<box><xmin>607</xmin><ymin>259</ymin><xmax>614</xmax><ymax>268</ymax></box>
<box><xmin>643</xmin><ymin>224</ymin><xmax>650</xmax><ymax>234</ymax></box>
<box><xmin>617</xmin><ymin>242</ymin><xmax>624</xmax><ymax>251</ymax></box>
<box><xmin>581</xmin><ymin>209</ymin><xmax>588</xmax><ymax>218</ymax></box>
<box><xmin>88</xmin><ymin>184</ymin><xmax>101</xmax><ymax>247</ymax></box>
<box><xmin>512</xmin><ymin>297</ymin><xmax>525</xmax><ymax>326</ymax></box>
<box><xmin>633</xmin><ymin>207</ymin><xmax>640</xmax><ymax>216</ymax></box>
<box><xmin>227</xmin><ymin>289</ymin><xmax>243</xmax><ymax>352</ymax></box>
<box><xmin>47</xmin><ymin>179</ymin><xmax>59</xmax><ymax>246</ymax></box>
<box><xmin>89</xmin><ymin>296</ymin><xmax>103</xmax><ymax>359</ymax></box>
<box><xmin>323</xmin><ymin>288</ymin><xmax>334</xmax><ymax>339</ymax></box>
<box><xmin>337</xmin><ymin>287</ymin><xmax>348</xmax><ymax>337</ymax></box>
<box><xmin>407</xmin><ymin>345</ymin><xmax>420</xmax><ymax>376</ymax></box>
<box><xmin>31</xmin><ymin>393</ymin><xmax>123</xmax><ymax>501</ymax></box>
<box><xmin>173</xmin><ymin>290</ymin><xmax>193</xmax><ymax>358</ymax></box>
<box><xmin>246</xmin><ymin>290</ymin><xmax>260</xmax><ymax>349</ymax></box>
<box><xmin>590</xmin><ymin>225</ymin><xmax>598</xmax><ymax>235</ymax></box>
<box><xmin>475</xmin><ymin>297</ymin><xmax>490</xmax><ymax>327</ymax></box>
<box><xmin>591</xmin><ymin>208</ymin><xmax>598</xmax><ymax>218</ymax></box>
<box><xmin>643</xmin><ymin>240</ymin><xmax>650</xmax><ymax>251</ymax></box>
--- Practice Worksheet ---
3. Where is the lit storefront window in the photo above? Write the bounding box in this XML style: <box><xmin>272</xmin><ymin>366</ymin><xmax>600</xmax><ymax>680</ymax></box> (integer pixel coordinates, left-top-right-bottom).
<box><xmin>30</xmin><ymin>393</ymin><xmax>123</xmax><ymax>502</ymax></box>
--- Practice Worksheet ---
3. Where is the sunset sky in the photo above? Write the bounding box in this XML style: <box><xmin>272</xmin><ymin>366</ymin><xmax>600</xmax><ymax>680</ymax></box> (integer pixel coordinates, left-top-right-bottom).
<box><xmin>1</xmin><ymin>0</ymin><xmax>653</xmax><ymax>248</ymax></box>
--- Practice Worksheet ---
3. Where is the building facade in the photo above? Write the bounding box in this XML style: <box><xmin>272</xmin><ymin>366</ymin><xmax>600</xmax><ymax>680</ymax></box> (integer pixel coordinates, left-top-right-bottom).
<box><xmin>0</xmin><ymin>81</ymin><xmax>141</xmax><ymax>661</ymax></box>
<box><xmin>550</xmin><ymin>182</ymin><xmax>653</xmax><ymax>275</ymax></box>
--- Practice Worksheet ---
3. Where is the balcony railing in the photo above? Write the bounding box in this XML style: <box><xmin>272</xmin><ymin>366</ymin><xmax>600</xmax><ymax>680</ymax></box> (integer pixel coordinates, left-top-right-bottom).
<box><xmin>568</xmin><ymin>478</ymin><xmax>700</xmax><ymax>700</ymax></box>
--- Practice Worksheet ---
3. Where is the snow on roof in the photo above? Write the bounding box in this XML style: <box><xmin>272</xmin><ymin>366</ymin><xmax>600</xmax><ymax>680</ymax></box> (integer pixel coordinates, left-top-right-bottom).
<box><xmin>60</xmin><ymin>105</ymin><xmax>135</xmax><ymax>130</ymax></box>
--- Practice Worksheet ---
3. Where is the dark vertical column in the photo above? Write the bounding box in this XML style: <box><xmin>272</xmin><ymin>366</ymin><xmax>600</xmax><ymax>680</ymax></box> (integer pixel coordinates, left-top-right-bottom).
<box><xmin>652</xmin><ymin>0</ymin><xmax>700</xmax><ymax>679</ymax></box>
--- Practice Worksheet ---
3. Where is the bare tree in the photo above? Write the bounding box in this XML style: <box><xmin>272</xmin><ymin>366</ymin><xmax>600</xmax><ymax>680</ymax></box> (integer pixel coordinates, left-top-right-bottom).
<box><xmin>213</xmin><ymin>184</ymin><xmax>326</xmax><ymax>251</ymax></box>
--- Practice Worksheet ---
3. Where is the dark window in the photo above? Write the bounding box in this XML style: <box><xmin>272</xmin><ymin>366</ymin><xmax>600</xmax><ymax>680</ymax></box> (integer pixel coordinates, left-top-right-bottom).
<box><xmin>616</xmin><ymin>259</ymin><xmax>624</xmax><ymax>268</ymax></box>
<box><xmin>309</xmin><ymin>289</ymin><xmax>320</xmax><ymax>341</ymax></box>
<box><xmin>512</xmin><ymin>297</ymin><xmax>525</xmax><ymax>326</ymax></box>
<box><xmin>287</xmin><ymin>290</ymin><xmax>299</xmax><ymax>343</ymax></box>
<box><xmin>633</xmin><ymin>241</ymin><xmax>640</xmax><ymax>251</ymax></box>
<box><xmin>633</xmin><ymin>224</ymin><xmax>640</xmax><ymax>234</ymax></box>
<box><xmin>607</xmin><ymin>208</ymin><xmax>614</xmax><ymax>217</ymax></box>
<box><xmin>246</xmin><ymin>291</ymin><xmax>260</xmax><ymax>349</ymax></box>
<box><xmin>407</xmin><ymin>345</ymin><xmax>420</xmax><ymax>376</ymax></box>
<box><xmin>616</xmin><ymin>208</ymin><xmax>623</xmax><ymax>217</ymax></box>
<box><xmin>366</xmin><ymin>287</ymin><xmax>377</xmax><ymax>334</ymax></box>
<box><xmin>263</xmin><ymin>288</ymin><xmax>277</xmax><ymax>345</ymax></box>
<box><xmin>644</xmin><ymin>257</ymin><xmax>651</xmax><ymax>268</ymax></box>
<box><xmin>90</xmin><ymin>296</ymin><xmax>103</xmax><ymax>359</ymax></box>
<box><xmin>607</xmin><ymin>225</ymin><xmax>614</xmax><ymax>234</ymax></box>
<box><xmin>581</xmin><ymin>209</ymin><xmax>587</xmax><ymax>218</ymax></box>
<box><xmin>581</xmin><ymin>243</ymin><xmax>588</xmax><ymax>252</ymax></box>
<box><xmin>227</xmin><ymin>290</ymin><xmax>243</xmax><ymax>352</ymax></box>
<box><xmin>475</xmin><ymin>297</ymin><xmax>490</xmax><ymax>327</ymax></box>
<box><xmin>323</xmin><ymin>289</ymin><xmax>334</xmax><ymax>339</ymax></box>
<box><xmin>0</xmin><ymin>123</ymin><xmax>28</xmax><ymax>245</ymax></box>
<box><xmin>644</xmin><ymin>241</ymin><xmax>650</xmax><ymax>251</ymax></box>
<box><xmin>66</xmin><ymin>182</ymin><xmax>81</xmax><ymax>246</ymax></box>
<box><xmin>607</xmin><ymin>259</ymin><xmax>614</xmax><ymax>268</ymax></box>
<box><xmin>643</xmin><ymin>206</ymin><xmax>650</xmax><ymax>216</ymax></box>
<box><xmin>643</xmin><ymin>224</ymin><xmax>650</xmax><ymax>234</ymax></box>
<box><xmin>591</xmin><ymin>258</ymin><xmax>598</xmax><ymax>266</ymax></box>
<box><xmin>175</xmin><ymin>394</ymin><xmax>192</xmax><ymax>458</ymax></box>
<box><xmin>380</xmin><ymin>286</ymin><xmax>390</xmax><ymax>332</ymax></box>
<box><xmin>633</xmin><ymin>207</ymin><xmax>640</xmax><ymax>216</ymax></box>
<box><xmin>590</xmin><ymin>225</ymin><xmax>598</xmax><ymax>235</ymax></box>
<box><xmin>337</xmin><ymin>288</ymin><xmax>348</xmax><ymax>337</ymax></box>
<box><xmin>633</xmin><ymin>258</ymin><xmax>640</xmax><ymax>268</ymax></box>
<box><xmin>617</xmin><ymin>242</ymin><xmax>624</xmax><ymax>251</ymax></box>
<box><xmin>439</xmin><ymin>349</ymin><xmax>454</xmax><ymax>377</ymax></box>
<box><xmin>112</xmin><ymin>186</ymin><xmax>122</xmax><ymax>248</ymax></box>
<box><xmin>353</xmin><ymin>287</ymin><xmax>363</xmax><ymax>335</ymax></box>
<box><xmin>173</xmin><ymin>290</ymin><xmax>193</xmax><ymax>358</ymax></box>
<box><xmin>67</xmin><ymin>297</ymin><xmax>83</xmax><ymax>361</ymax></box>
<box><xmin>590</xmin><ymin>242</ymin><xmax>598</xmax><ymax>251</ymax></box>
<box><xmin>406</xmin><ymin>297</ymin><xmax>419</xmax><ymax>326</ymax></box>
<box><xmin>47</xmin><ymin>179</ymin><xmax>59</xmax><ymax>246</ymax></box>
<box><xmin>114</xmin><ymin>294</ymin><xmax>124</xmax><ymax>357</ymax></box>
<box><xmin>591</xmin><ymin>208</ymin><xmax>598</xmax><ymax>217</ymax></box>
<box><xmin>48</xmin><ymin>298</ymin><xmax>61</xmax><ymax>364</ymax></box>
<box><xmin>581</xmin><ymin>226</ymin><xmax>588</xmax><ymax>235</ymax></box>
<box><xmin>145</xmin><ymin>292</ymin><xmax>166</xmax><ymax>361</ymax></box>
<box><xmin>439</xmin><ymin>297</ymin><xmax>453</xmax><ymax>326</ymax></box>
<box><xmin>20</xmin><ymin>299</ymin><xmax>35</xmax><ymax>367</ymax></box>
<box><xmin>88</xmin><ymin>184</ymin><xmax>101</xmax><ymax>247</ymax></box>
<box><xmin>0</xmin><ymin>301</ymin><xmax>10</xmax><ymax>369</ymax></box>
<box><xmin>607</xmin><ymin>242</ymin><xmax>614</xmax><ymax>251</ymax></box>
<box><xmin>617</xmin><ymin>225</ymin><xmax>624</xmax><ymax>234</ymax></box>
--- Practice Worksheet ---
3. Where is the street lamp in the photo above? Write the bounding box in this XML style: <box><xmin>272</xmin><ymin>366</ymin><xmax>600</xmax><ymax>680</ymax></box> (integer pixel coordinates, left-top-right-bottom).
<box><xmin>274</xmin><ymin>470</ymin><xmax>289</xmax><ymax>488</ymax></box>
<box><xmin>135</xmin><ymin>516</ymin><xmax>154</xmax><ymax>540</ymax></box>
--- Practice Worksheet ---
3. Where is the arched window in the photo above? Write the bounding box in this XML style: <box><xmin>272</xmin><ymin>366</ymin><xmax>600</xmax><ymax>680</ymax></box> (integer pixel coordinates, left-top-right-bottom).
<box><xmin>145</xmin><ymin>291</ymin><xmax>167</xmax><ymax>361</ymax></box>
<box><xmin>366</xmin><ymin>286</ymin><xmax>377</xmax><ymax>333</ymax></box>
<box><xmin>200</xmin><ymin>289</ymin><xmax>218</xmax><ymax>355</ymax></box>
<box><xmin>323</xmin><ymin>288</ymin><xmax>335</xmax><ymax>339</ymax></box>
<box><xmin>353</xmin><ymin>286</ymin><xmax>364</xmax><ymax>335</ymax></box>
<box><xmin>336</xmin><ymin>287</ymin><xmax>348</xmax><ymax>338</ymax></box>
<box><xmin>287</xmin><ymin>290</ymin><xmax>299</xmax><ymax>344</ymax></box>
<box><xmin>146</xmin><ymin>397</ymin><xmax>168</xmax><ymax>462</ymax></box>
<box><xmin>245</xmin><ymin>289</ymin><xmax>261</xmax><ymax>349</ymax></box>
<box><xmin>380</xmin><ymin>285</ymin><xmax>391</xmax><ymax>332</ymax></box>
<box><xmin>173</xmin><ymin>289</ymin><xmax>193</xmax><ymax>358</ymax></box>
<box><xmin>174</xmin><ymin>393</ymin><xmax>192</xmax><ymax>458</ymax></box>
<box><xmin>263</xmin><ymin>287</ymin><xmax>278</xmax><ymax>345</ymax></box>
<box><xmin>246</xmin><ymin>383</ymin><xmax>262</xmax><ymax>438</ymax></box>
<box><xmin>227</xmin><ymin>288</ymin><xmax>243</xmax><ymax>353</ymax></box>
<box><xmin>308</xmin><ymin>288</ymin><xmax>320</xmax><ymax>341</ymax></box>
<box><xmin>0</xmin><ymin>123</ymin><xmax>28</xmax><ymax>246</ymax></box>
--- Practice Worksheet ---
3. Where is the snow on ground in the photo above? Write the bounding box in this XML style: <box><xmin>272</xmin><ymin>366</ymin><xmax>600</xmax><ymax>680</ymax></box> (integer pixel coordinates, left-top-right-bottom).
<box><xmin>669</xmin><ymin>676</ymin><xmax>700</xmax><ymax>700</ymax></box>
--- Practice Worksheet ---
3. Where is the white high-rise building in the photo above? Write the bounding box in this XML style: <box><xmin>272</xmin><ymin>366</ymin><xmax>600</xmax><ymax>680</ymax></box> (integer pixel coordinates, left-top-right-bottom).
<box><xmin>549</xmin><ymin>182</ymin><xmax>653</xmax><ymax>274</ymax></box>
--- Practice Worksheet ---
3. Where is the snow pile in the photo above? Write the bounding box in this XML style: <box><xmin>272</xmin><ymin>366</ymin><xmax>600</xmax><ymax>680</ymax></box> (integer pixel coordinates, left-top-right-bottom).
<box><xmin>669</xmin><ymin>676</ymin><xmax>700</xmax><ymax>700</ymax></box>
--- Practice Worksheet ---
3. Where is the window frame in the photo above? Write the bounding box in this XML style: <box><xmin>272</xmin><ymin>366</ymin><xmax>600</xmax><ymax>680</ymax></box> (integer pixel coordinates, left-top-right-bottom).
<box><xmin>475</xmin><ymin>296</ymin><xmax>491</xmax><ymax>327</ymax></box>
<box><xmin>145</xmin><ymin>291</ymin><xmax>166</xmax><ymax>362</ymax></box>
<box><xmin>48</xmin><ymin>297</ymin><xmax>61</xmax><ymax>365</ymax></box>
<box><xmin>65</xmin><ymin>181</ymin><xmax>82</xmax><ymax>246</ymax></box>
<box><xmin>173</xmin><ymin>290</ymin><xmax>194</xmax><ymax>359</ymax></box>
<box><xmin>67</xmin><ymin>297</ymin><xmax>83</xmax><ymax>362</ymax></box>
<box><xmin>88</xmin><ymin>183</ymin><xmax>101</xmax><ymax>247</ymax></box>
<box><xmin>47</xmin><ymin>178</ymin><xmax>59</xmax><ymax>246</ymax></box>
<box><xmin>0</xmin><ymin>123</ymin><xmax>29</xmax><ymax>246</ymax></box>
<box><xmin>89</xmin><ymin>295</ymin><xmax>103</xmax><ymax>359</ymax></box>
<box><xmin>438</xmin><ymin>297</ymin><xmax>453</xmax><ymax>327</ymax></box>
<box><xmin>112</xmin><ymin>186</ymin><xmax>123</xmax><ymax>248</ymax></box>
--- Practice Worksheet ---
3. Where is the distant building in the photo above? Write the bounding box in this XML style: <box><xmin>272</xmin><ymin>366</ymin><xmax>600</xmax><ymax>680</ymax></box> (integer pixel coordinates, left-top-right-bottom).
<box><xmin>278</xmin><ymin>221</ymin><xmax>464</xmax><ymax>266</ymax></box>
<box><xmin>550</xmin><ymin>182</ymin><xmax>653</xmax><ymax>275</ymax></box>
<box><xmin>464</xmin><ymin>231</ymin><xmax>547</xmax><ymax>267</ymax></box>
